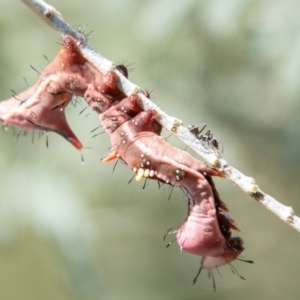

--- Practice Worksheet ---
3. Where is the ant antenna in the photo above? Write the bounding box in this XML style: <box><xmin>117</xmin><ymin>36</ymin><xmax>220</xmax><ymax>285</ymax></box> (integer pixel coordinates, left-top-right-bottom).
<box><xmin>187</xmin><ymin>123</ymin><xmax>207</xmax><ymax>135</ymax></box>
<box><xmin>198</xmin><ymin>123</ymin><xmax>207</xmax><ymax>135</ymax></box>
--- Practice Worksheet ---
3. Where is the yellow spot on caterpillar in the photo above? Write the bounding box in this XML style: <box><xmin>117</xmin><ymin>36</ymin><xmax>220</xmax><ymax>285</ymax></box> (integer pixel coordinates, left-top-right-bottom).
<box><xmin>135</xmin><ymin>168</ymin><xmax>144</xmax><ymax>181</ymax></box>
<box><xmin>143</xmin><ymin>169</ymin><xmax>150</xmax><ymax>178</ymax></box>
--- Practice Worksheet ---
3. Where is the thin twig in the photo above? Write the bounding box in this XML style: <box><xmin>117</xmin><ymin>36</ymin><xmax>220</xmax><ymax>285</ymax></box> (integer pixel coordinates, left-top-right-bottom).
<box><xmin>20</xmin><ymin>0</ymin><xmax>300</xmax><ymax>232</ymax></box>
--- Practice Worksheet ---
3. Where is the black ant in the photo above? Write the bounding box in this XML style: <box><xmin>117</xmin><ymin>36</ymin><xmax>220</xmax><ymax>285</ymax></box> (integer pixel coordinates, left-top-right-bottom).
<box><xmin>197</xmin><ymin>129</ymin><xmax>222</xmax><ymax>151</ymax></box>
<box><xmin>187</xmin><ymin>124</ymin><xmax>222</xmax><ymax>152</ymax></box>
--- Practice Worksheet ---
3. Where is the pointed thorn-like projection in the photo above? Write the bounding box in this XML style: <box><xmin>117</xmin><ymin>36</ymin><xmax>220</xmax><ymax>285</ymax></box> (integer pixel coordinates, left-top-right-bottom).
<box><xmin>0</xmin><ymin>37</ymin><xmax>86</xmax><ymax>149</ymax></box>
<box><xmin>102</xmin><ymin>149</ymin><xmax>120</xmax><ymax>162</ymax></box>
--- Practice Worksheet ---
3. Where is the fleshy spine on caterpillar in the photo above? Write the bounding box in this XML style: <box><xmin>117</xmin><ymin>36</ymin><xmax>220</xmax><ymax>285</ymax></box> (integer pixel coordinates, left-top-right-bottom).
<box><xmin>0</xmin><ymin>37</ymin><xmax>127</xmax><ymax>149</ymax></box>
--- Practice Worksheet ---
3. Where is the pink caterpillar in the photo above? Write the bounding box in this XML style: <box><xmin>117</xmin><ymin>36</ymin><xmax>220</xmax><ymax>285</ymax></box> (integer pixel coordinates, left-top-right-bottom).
<box><xmin>0</xmin><ymin>36</ymin><xmax>252</xmax><ymax>285</ymax></box>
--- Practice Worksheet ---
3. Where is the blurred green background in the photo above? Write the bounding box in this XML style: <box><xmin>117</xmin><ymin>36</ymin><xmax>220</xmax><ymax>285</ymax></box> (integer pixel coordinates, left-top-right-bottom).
<box><xmin>1</xmin><ymin>0</ymin><xmax>300</xmax><ymax>299</ymax></box>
